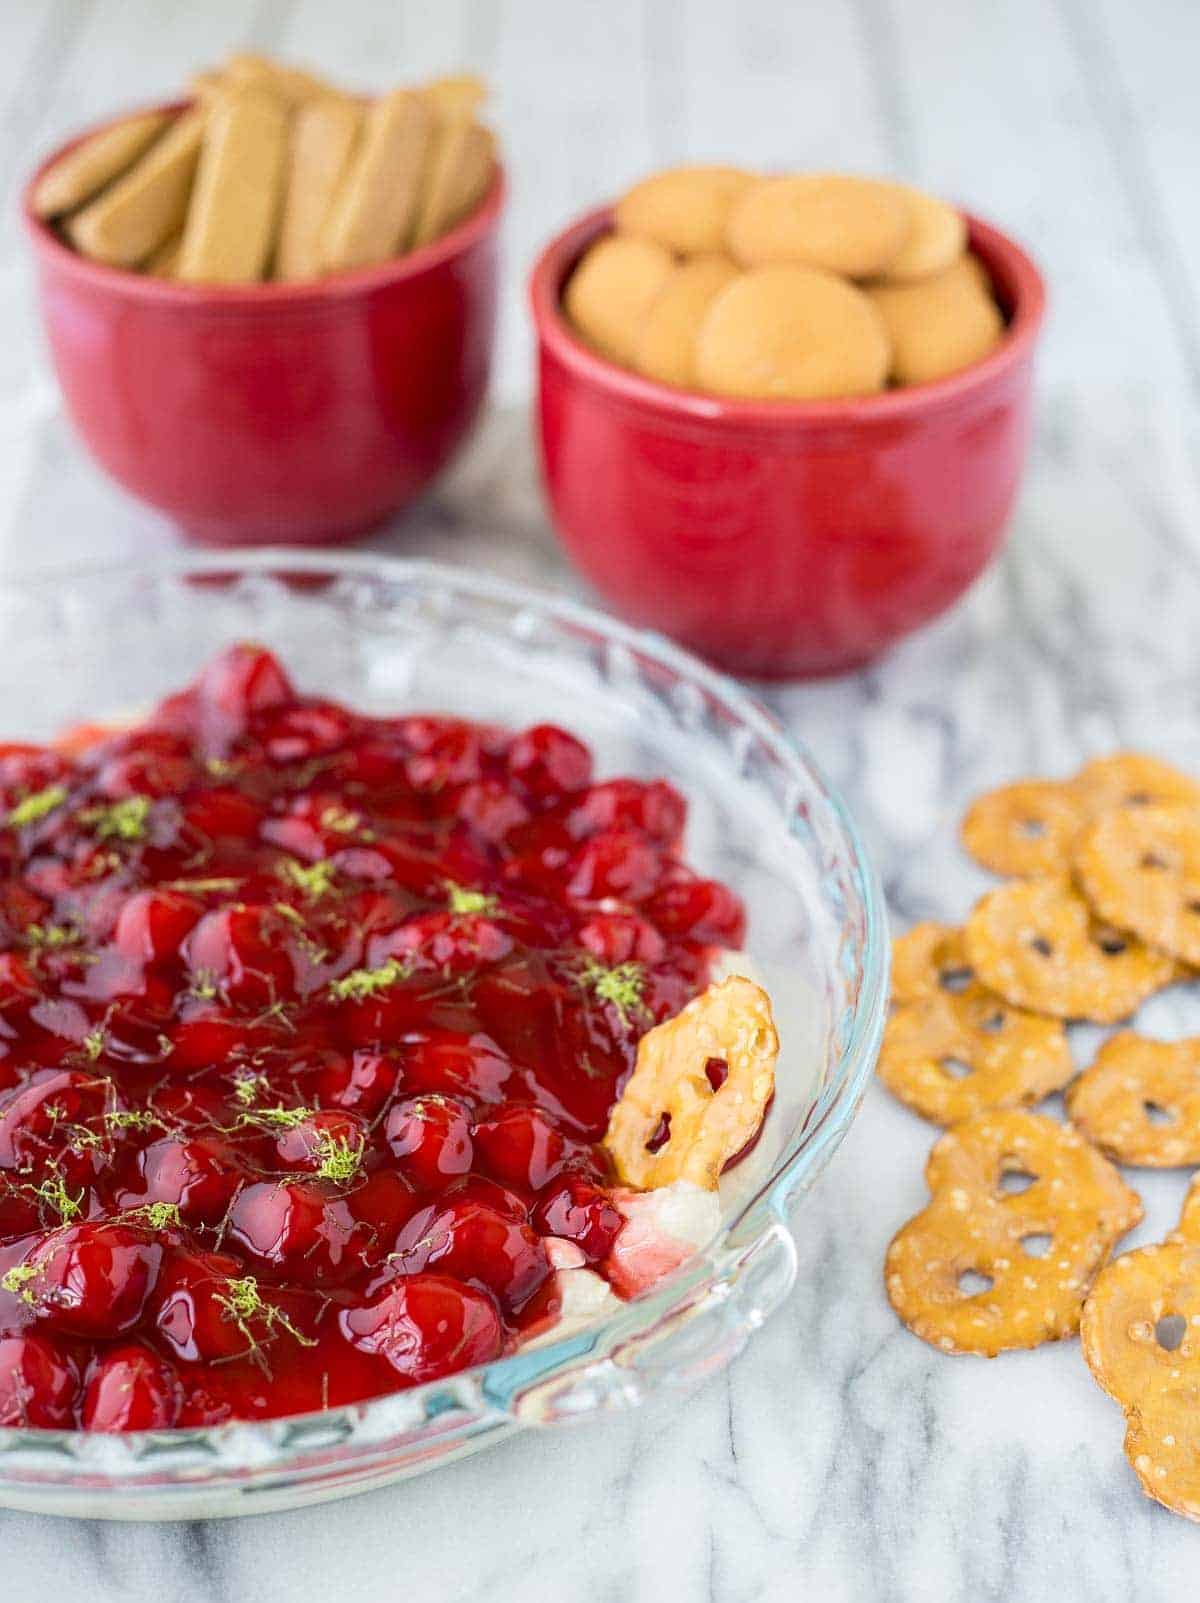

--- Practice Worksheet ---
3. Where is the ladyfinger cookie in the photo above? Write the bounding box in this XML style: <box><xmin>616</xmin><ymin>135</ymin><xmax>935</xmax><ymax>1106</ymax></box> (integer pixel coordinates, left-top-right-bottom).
<box><xmin>67</xmin><ymin>107</ymin><xmax>206</xmax><ymax>267</ymax></box>
<box><xmin>411</xmin><ymin>116</ymin><xmax>494</xmax><ymax>248</ymax></box>
<box><xmin>275</xmin><ymin>95</ymin><xmax>363</xmax><ymax>281</ymax></box>
<box><xmin>33</xmin><ymin>109</ymin><xmax>171</xmax><ymax>219</ymax></box>
<box><xmin>321</xmin><ymin>89</ymin><xmax>435</xmax><ymax>271</ymax></box>
<box><xmin>178</xmin><ymin>89</ymin><xmax>288</xmax><ymax>283</ymax></box>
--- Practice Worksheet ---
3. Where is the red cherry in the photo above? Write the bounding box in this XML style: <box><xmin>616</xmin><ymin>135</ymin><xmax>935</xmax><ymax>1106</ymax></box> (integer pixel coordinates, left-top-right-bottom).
<box><xmin>457</xmin><ymin>780</ymin><xmax>530</xmax><ymax>844</ymax></box>
<box><xmin>339</xmin><ymin>1273</ymin><xmax>502</xmax><ymax>1383</ymax></box>
<box><xmin>368</xmin><ymin>912</ymin><xmax>512</xmax><ymax>976</ymax></box>
<box><xmin>576</xmin><ymin>912</ymin><xmax>666</xmax><ymax>967</ymax></box>
<box><xmin>645</xmin><ymin>876</ymin><xmax>746</xmax><ymax>945</ymax></box>
<box><xmin>507</xmin><ymin>725</ymin><xmax>593</xmax><ymax>804</ymax></box>
<box><xmin>385</xmin><ymin>1096</ymin><xmax>473</xmax><ymax>1190</ymax></box>
<box><xmin>115</xmin><ymin>890</ymin><xmax>201</xmax><ymax>965</ymax></box>
<box><xmin>567</xmin><ymin>778</ymin><xmax>687</xmax><ymax>845</ymax></box>
<box><xmin>0</xmin><ymin>1332</ymin><xmax>79</xmax><ymax>1427</ymax></box>
<box><xmin>533</xmin><ymin>1176</ymin><xmax>624</xmax><ymax>1263</ymax></box>
<box><xmin>194</xmin><ymin>643</ymin><xmax>295</xmax><ymax>732</ymax></box>
<box><xmin>472</xmin><ymin>1103</ymin><xmax>594</xmax><ymax>1193</ymax></box>
<box><xmin>120</xmin><ymin>1136</ymin><xmax>243</xmax><ymax>1226</ymax></box>
<box><xmin>23</xmin><ymin>1222</ymin><xmax>162</xmax><ymax>1338</ymax></box>
<box><xmin>0</xmin><ymin>1069</ymin><xmax>111</xmax><ymax>1185</ymax></box>
<box><xmin>82</xmin><ymin>1343</ymin><xmax>182</xmax><ymax>1431</ymax></box>
<box><xmin>566</xmin><ymin>830</ymin><xmax>662</xmax><ymax>902</ymax></box>
<box><xmin>94</xmin><ymin>750</ymin><xmax>196</xmax><ymax>801</ymax></box>
<box><xmin>256</xmin><ymin>701</ymin><xmax>355</xmax><ymax>764</ymax></box>
<box><xmin>399</xmin><ymin>1032</ymin><xmax>515</xmax><ymax>1104</ymax></box>
<box><xmin>271</xmin><ymin>1108</ymin><xmax>366</xmax><ymax>1175</ymax></box>
<box><xmin>181</xmin><ymin>787</ymin><xmax>263</xmax><ymax>842</ymax></box>
<box><xmin>399</xmin><ymin>717</ymin><xmax>493</xmax><ymax>790</ymax></box>
<box><xmin>153</xmin><ymin>1250</ymin><xmax>252</xmax><ymax>1364</ymax></box>
<box><xmin>315</xmin><ymin>1050</ymin><xmax>398</xmax><ymax>1117</ymax></box>
<box><xmin>184</xmin><ymin>905</ymin><xmax>298</xmax><ymax>1009</ymax></box>
<box><xmin>391</xmin><ymin>1200</ymin><xmax>550</xmax><ymax>1315</ymax></box>
<box><xmin>226</xmin><ymin>1181</ymin><xmax>361</xmax><ymax>1287</ymax></box>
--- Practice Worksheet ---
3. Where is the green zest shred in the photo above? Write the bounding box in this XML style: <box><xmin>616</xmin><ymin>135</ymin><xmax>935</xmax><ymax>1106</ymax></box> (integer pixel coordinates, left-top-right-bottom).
<box><xmin>1</xmin><ymin>1263</ymin><xmax>38</xmax><ymax>1304</ymax></box>
<box><xmin>328</xmin><ymin>957</ymin><xmax>412</xmax><ymax>1002</ymax></box>
<box><xmin>575</xmin><ymin>956</ymin><xmax>649</xmax><ymax>1026</ymax></box>
<box><xmin>214</xmin><ymin>1275</ymin><xmax>317</xmax><ymax>1353</ymax></box>
<box><xmin>33</xmin><ymin>1172</ymin><xmax>84</xmax><ymax>1223</ymax></box>
<box><xmin>82</xmin><ymin>795</ymin><xmax>151</xmax><ymax>842</ymax></box>
<box><xmin>313</xmin><ymin>1131</ymin><xmax>365</xmax><ymax>1185</ymax></box>
<box><xmin>276</xmin><ymin>857</ymin><xmax>337</xmax><ymax>901</ymax></box>
<box><xmin>122</xmin><ymin>1201</ymin><xmax>182</xmax><ymax>1230</ymax></box>
<box><xmin>6</xmin><ymin>785</ymin><xmax>67</xmax><ymax>830</ymax></box>
<box><xmin>445</xmin><ymin>880</ymin><xmax>499</xmax><ymax>918</ymax></box>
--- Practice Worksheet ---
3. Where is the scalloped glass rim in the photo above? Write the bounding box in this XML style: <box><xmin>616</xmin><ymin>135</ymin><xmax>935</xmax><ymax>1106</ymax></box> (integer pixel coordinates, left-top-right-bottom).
<box><xmin>0</xmin><ymin>551</ymin><xmax>888</xmax><ymax>1517</ymax></box>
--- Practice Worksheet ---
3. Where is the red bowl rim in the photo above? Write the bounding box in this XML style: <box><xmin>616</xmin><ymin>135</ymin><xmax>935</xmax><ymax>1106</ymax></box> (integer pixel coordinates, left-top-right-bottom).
<box><xmin>528</xmin><ymin>200</ymin><xmax>1046</xmax><ymax>424</ymax></box>
<box><xmin>21</xmin><ymin>99</ymin><xmax>506</xmax><ymax>309</ymax></box>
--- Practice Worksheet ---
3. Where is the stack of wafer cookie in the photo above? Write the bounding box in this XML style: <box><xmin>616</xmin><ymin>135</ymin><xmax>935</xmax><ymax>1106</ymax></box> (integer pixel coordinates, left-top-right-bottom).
<box><xmin>564</xmin><ymin>166</ymin><xmax>1004</xmax><ymax>399</ymax></box>
<box><xmin>32</xmin><ymin>53</ymin><xmax>497</xmax><ymax>285</ymax></box>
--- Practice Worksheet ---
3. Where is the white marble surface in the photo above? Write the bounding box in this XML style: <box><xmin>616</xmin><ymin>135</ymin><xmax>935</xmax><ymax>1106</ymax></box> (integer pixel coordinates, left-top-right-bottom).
<box><xmin>3</xmin><ymin>0</ymin><xmax>1200</xmax><ymax>1597</ymax></box>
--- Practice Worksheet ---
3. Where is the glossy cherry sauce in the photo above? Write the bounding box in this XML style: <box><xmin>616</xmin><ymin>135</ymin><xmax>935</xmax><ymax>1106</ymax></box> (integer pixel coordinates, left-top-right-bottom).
<box><xmin>0</xmin><ymin>646</ymin><xmax>744</xmax><ymax>1430</ymax></box>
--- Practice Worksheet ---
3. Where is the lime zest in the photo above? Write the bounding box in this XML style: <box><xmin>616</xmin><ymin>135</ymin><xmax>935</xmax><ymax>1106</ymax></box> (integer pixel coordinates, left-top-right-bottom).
<box><xmin>276</xmin><ymin>856</ymin><xmax>337</xmax><ymax>901</ymax></box>
<box><xmin>25</xmin><ymin>921</ymin><xmax>83</xmax><ymax>950</ymax></box>
<box><xmin>1</xmin><ymin>1263</ymin><xmax>38</xmax><ymax>1305</ymax></box>
<box><xmin>214</xmin><ymin>1274</ymin><xmax>317</xmax><ymax>1353</ymax></box>
<box><xmin>575</xmin><ymin>956</ymin><xmax>649</xmax><ymax>1026</ymax></box>
<box><xmin>328</xmin><ymin>957</ymin><xmax>412</xmax><ymax>1003</ymax></box>
<box><xmin>5</xmin><ymin>785</ymin><xmax>68</xmax><ymax>830</ymax></box>
<box><xmin>33</xmin><ymin>1172</ymin><xmax>84</xmax><ymax>1223</ymax></box>
<box><xmin>319</xmin><ymin>805</ymin><xmax>363</xmax><ymax>835</ymax></box>
<box><xmin>104</xmin><ymin>1108</ymin><xmax>162</xmax><ymax>1133</ymax></box>
<box><xmin>235</xmin><ymin>1103</ymin><xmax>312</xmax><ymax>1131</ymax></box>
<box><xmin>121</xmin><ymin>1200</ymin><xmax>182</xmax><ymax>1230</ymax></box>
<box><xmin>81</xmin><ymin>795</ymin><xmax>151</xmax><ymax>842</ymax></box>
<box><xmin>204</xmin><ymin>757</ymin><xmax>239</xmax><ymax>779</ymax></box>
<box><xmin>445</xmin><ymin>880</ymin><xmax>499</xmax><ymax>918</ymax></box>
<box><xmin>166</xmin><ymin>876</ymin><xmax>242</xmax><ymax>894</ymax></box>
<box><xmin>313</xmin><ymin>1131</ymin><xmax>365</xmax><ymax>1185</ymax></box>
<box><xmin>272</xmin><ymin>901</ymin><xmax>307</xmax><ymax>929</ymax></box>
<box><xmin>231</xmin><ymin>1071</ymin><xmax>269</xmax><ymax>1107</ymax></box>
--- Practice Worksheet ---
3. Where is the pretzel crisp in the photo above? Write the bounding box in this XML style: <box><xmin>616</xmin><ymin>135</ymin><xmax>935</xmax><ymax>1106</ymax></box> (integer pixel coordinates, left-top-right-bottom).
<box><xmin>1067</xmin><ymin>1033</ymin><xmax>1200</xmax><ymax>1166</ymax></box>
<box><xmin>1074</xmin><ymin>802</ymin><xmax>1200</xmax><ymax>967</ymax></box>
<box><xmin>603</xmin><ymin>976</ymin><xmax>777</xmax><ymax>1190</ymax></box>
<box><xmin>961</xmin><ymin>754</ymin><xmax>1200</xmax><ymax>879</ymax></box>
<box><xmin>964</xmin><ymin>876</ymin><xmax>1175</xmax><ymax>1023</ymax></box>
<box><xmin>1072</xmin><ymin>753</ymin><xmax>1200</xmax><ymax>817</ymax></box>
<box><xmin>960</xmin><ymin>779</ymin><xmax>1088</xmax><ymax>879</ymax></box>
<box><xmin>886</xmin><ymin>1110</ymin><xmax>1142</xmax><ymax>1355</ymax></box>
<box><xmin>879</xmin><ymin>927</ymin><xmax>1073</xmax><ymax>1125</ymax></box>
<box><xmin>1081</xmin><ymin>1178</ymin><xmax>1200</xmax><ymax>1520</ymax></box>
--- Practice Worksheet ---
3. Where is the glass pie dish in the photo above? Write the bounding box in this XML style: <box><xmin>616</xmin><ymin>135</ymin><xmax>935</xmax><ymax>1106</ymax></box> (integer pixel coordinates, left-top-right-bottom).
<box><xmin>0</xmin><ymin>552</ymin><xmax>887</xmax><ymax>1518</ymax></box>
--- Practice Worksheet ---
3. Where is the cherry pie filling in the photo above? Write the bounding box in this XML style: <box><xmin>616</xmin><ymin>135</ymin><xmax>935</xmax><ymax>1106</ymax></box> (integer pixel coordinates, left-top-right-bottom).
<box><xmin>0</xmin><ymin>645</ymin><xmax>747</xmax><ymax>1430</ymax></box>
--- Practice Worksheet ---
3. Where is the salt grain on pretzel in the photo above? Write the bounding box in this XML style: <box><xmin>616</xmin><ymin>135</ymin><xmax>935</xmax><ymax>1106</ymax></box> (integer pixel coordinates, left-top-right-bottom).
<box><xmin>1067</xmin><ymin>1033</ymin><xmax>1200</xmax><ymax>1166</ymax></box>
<box><xmin>963</xmin><ymin>876</ymin><xmax>1175</xmax><ymax>1023</ymax></box>
<box><xmin>603</xmin><ymin>975</ymin><xmax>777</xmax><ymax>1190</ymax></box>
<box><xmin>886</xmin><ymin>1110</ymin><xmax>1141</xmax><ymax>1356</ymax></box>
<box><xmin>879</xmin><ymin>928</ymin><xmax>1072</xmax><ymax>1126</ymax></box>
<box><xmin>1074</xmin><ymin>802</ymin><xmax>1200</xmax><ymax>967</ymax></box>
<box><xmin>1081</xmin><ymin>1179</ymin><xmax>1200</xmax><ymax>1521</ymax></box>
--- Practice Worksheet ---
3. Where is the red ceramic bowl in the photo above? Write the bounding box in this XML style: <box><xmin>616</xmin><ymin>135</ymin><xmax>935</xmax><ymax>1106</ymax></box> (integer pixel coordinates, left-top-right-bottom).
<box><xmin>530</xmin><ymin>206</ymin><xmax>1045</xmax><ymax>678</ymax></box>
<box><xmin>23</xmin><ymin>104</ymin><xmax>504</xmax><ymax>546</ymax></box>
